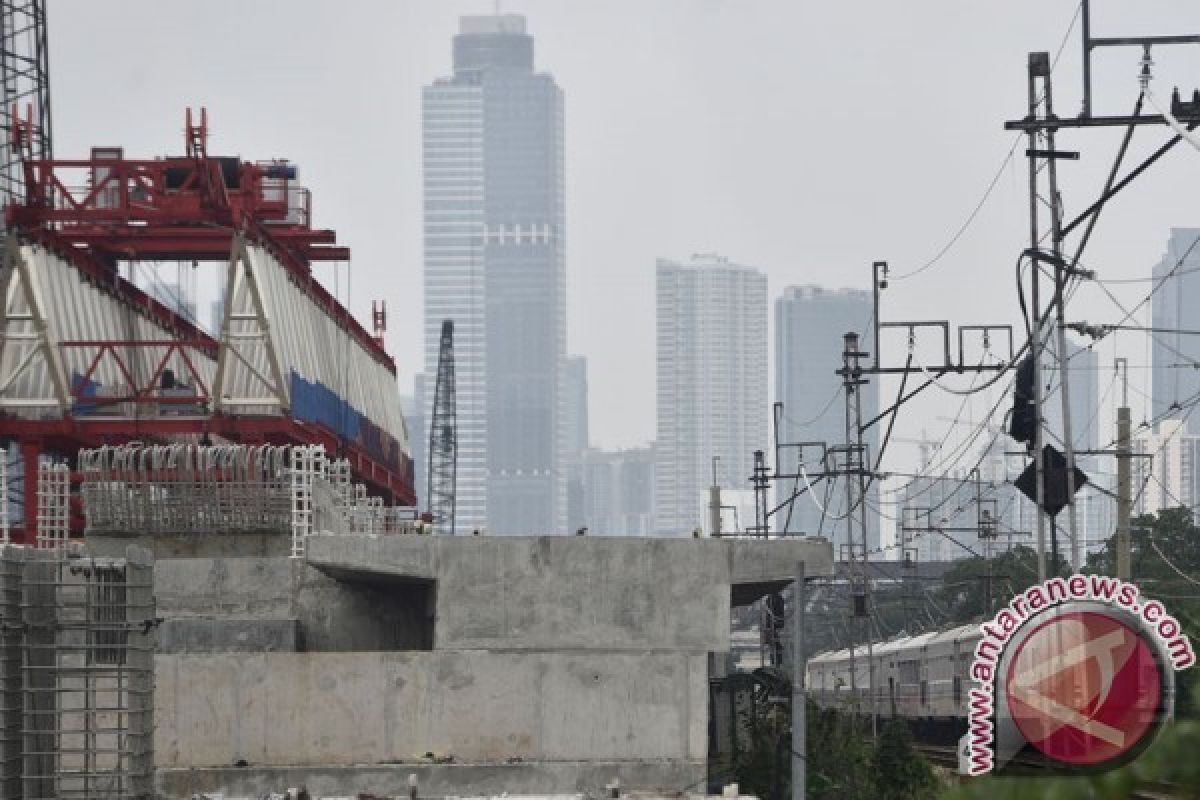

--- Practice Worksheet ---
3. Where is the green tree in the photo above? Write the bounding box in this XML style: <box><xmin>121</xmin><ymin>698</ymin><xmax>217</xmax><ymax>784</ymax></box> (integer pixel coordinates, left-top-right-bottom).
<box><xmin>1085</xmin><ymin>507</ymin><xmax>1200</xmax><ymax>718</ymax></box>
<box><xmin>935</xmin><ymin>545</ymin><xmax>1069</xmax><ymax>624</ymax></box>
<box><xmin>872</xmin><ymin>717</ymin><xmax>938</xmax><ymax>800</ymax></box>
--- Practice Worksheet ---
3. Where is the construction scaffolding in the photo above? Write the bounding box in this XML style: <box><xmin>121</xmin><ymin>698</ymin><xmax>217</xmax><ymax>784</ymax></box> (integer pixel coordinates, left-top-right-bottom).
<box><xmin>78</xmin><ymin>443</ymin><xmax>424</xmax><ymax>558</ymax></box>
<box><xmin>34</xmin><ymin>464</ymin><xmax>67</xmax><ymax>552</ymax></box>
<box><xmin>0</xmin><ymin>545</ymin><xmax>154</xmax><ymax>800</ymax></box>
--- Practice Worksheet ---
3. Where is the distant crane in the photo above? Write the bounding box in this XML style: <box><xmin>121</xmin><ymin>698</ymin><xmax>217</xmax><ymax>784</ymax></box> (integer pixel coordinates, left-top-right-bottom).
<box><xmin>427</xmin><ymin>319</ymin><xmax>457</xmax><ymax>535</ymax></box>
<box><xmin>0</xmin><ymin>0</ymin><xmax>51</xmax><ymax>207</ymax></box>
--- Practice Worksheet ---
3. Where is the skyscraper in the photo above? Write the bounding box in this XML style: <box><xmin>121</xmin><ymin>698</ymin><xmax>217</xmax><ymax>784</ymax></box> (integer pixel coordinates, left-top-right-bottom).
<box><xmin>1043</xmin><ymin>330</ymin><xmax>1101</xmax><ymax>452</ymax></box>
<box><xmin>1152</xmin><ymin>228</ymin><xmax>1200</xmax><ymax>431</ymax></box>
<box><xmin>655</xmin><ymin>254</ymin><xmax>767</xmax><ymax>535</ymax></box>
<box><xmin>563</xmin><ymin>356</ymin><xmax>589</xmax><ymax>532</ymax></box>
<box><xmin>774</xmin><ymin>286</ymin><xmax>878</xmax><ymax>553</ymax></box>
<box><xmin>422</xmin><ymin>15</ymin><xmax>566</xmax><ymax>534</ymax></box>
<box><xmin>581</xmin><ymin>445</ymin><xmax>656</xmax><ymax>536</ymax></box>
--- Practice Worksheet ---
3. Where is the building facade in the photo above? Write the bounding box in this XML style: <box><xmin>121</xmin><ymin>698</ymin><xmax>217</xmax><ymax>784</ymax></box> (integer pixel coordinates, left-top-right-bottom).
<box><xmin>422</xmin><ymin>15</ymin><xmax>566</xmax><ymax>534</ymax></box>
<box><xmin>580</xmin><ymin>445</ymin><xmax>655</xmax><ymax>536</ymax></box>
<box><xmin>563</xmin><ymin>355</ymin><xmax>589</xmax><ymax>531</ymax></box>
<box><xmin>1134</xmin><ymin>418</ymin><xmax>1200</xmax><ymax>517</ymax></box>
<box><xmin>655</xmin><ymin>254</ymin><xmax>767</xmax><ymax>535</ymax></box>
<box><xmin>774</xmin><ymin>286</ymin><xmax>878</xmax><ymax>553</ymax></box>
<box><xmin>1153</xmin><ymin>229</ymin><xmax>1200</xmax><ymax>431</ymax></box>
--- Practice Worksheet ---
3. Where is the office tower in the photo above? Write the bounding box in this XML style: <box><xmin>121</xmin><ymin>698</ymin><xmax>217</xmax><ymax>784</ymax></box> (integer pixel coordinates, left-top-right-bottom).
<box><xmin>774</xmin><ymin>286</ymin><xmax>878</xmax><ymax>554</ymax></box>
<box><xmin>146</xmin><ymin>279</ymin><xmax>196</xmax><ymax>323</ymax></box>
<box><xmin>563</xmin><ymin>356</ymin><xmax>588</xmax><ymax>531</ymax></box>
<box><xmin>581</xmin><ymin>445</ymin><xmax>655</xmax><ymax>536</ymax></box>
<box><xmin>563</xmin><ymin>356</ymin><xmax>589</xmax><ymax>458</ymax></box>
<box><xmin>1133</xmin><ymin>418</ymin><xmax>1200</xmax><ymax>516</ymax></box>
<box><xmin>422</xmin><ymin>15</ymin><xmax>566</xmax><ymax>534</ymax></box>
<box><xmin>1153</xmin><ymin>228</ymin><xmax>1200</xmax><ymax>431</ymax></box>
<box><xmin>410</xmin><ymin>374</ymin><xmax>428</xmax><ymax>512</ymax></box>
<box><xmin>655</xmin><ymin>254</ymin><xmax>767</xmax><ymax>535</ymax></box>
<box><xmin>1043</xmin><ymin>328</ymin><xmax>1100</xmax><ymax>452</ymax></box>
<box><xmin>209</xmin><ymin>299</ymin><xmax>224</xmax><ymax>336</ymax></box>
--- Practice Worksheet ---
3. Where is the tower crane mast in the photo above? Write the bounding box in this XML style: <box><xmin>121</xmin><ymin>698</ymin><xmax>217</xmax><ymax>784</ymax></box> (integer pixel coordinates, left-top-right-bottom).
<box><xmin>428</xmin><ymin>319</ymin><xmax>457</xmax><ymax>535</ymax></box>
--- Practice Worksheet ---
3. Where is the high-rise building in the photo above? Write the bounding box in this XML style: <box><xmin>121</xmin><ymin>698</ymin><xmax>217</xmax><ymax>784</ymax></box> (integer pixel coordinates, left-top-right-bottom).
<box><xmin>146</xmin><ymin>279</ymin><xmax>196</xmax><ymax>324</ymax></box>
<box><xmin>563</xmin><ymin>356</ymin><xmax>589</xmax><ymax>531</ymax></box>
<box><xmin>774</xmin><ymin>286</ymin><xmax>878</xmax><ymax>553</ymax></box>
<box><xmin>580</xmin><ymin>445</ymin><xmax>655</xmax><ymax>536</ymax></box>
<box><xmin>563</xmin><ymin>355</ymin><xmax>589</xmax><ymax>458</ymax></box>
<box><xmin>1043</xmin><ymin>328</ymin><xmax>1101</xmax><ymax>452</ymax></box>
<box><xmin>410</xmin><ymin>373</ymin><xmax>428</xmax><ymax>512</ymax></box>
<box><xmin>1134</xmin><ymin>418</ymin><xmax>1200</xmax><ymax>516</ymax></box>
<box><xmin>1153</xmin><ymin>228</ymin><xmax>1200</xmax><ymax>431</ymax></box>
<box><xmin>655</xmin><ymin>254</ymin><xmax>767</xmax><ymax>535</ymax></box>
<box><xmin>422</xmin><ymin>15</ymin><xmax>566</xmax><ymax>534</ymax></box>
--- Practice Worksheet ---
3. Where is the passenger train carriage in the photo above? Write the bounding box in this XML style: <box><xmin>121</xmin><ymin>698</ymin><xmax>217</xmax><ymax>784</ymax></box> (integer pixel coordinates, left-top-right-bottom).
<box><xmin>807</xmin><ymin>623</ymin><xmax>981</xmax><ymax>732</ymax></box>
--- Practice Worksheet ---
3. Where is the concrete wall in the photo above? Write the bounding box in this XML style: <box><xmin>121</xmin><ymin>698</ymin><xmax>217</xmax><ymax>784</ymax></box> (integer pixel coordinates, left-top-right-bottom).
<box><xmin>149</xmin><ymin>557</ymin><xmax>433</xmax><ymax>652</ymax></box>
<box><xmin>156</xmin><ymin>759</ymin><xmax>706</xmax><ymax>799</ymax></box>
<box><xmin>306</xmin><ymin>535</ymin><xmax>833</xmax><ymax>653</ymax></box>
<box><xmin>155</xmin><ymin>651</ymin><xmax>706</xmax><ymax>768</ymax></box>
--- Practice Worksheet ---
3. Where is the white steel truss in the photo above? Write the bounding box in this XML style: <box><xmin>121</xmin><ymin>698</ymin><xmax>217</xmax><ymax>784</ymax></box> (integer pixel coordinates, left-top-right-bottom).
<box><xmin>212</xmin><ymin>233</ymin><xmax>289</xmax><ymax>413</ymax></box>
<box><xmin>0</xmin><ymin>235</ymin><xmax>68</xmax><ymax>412</ymax></box>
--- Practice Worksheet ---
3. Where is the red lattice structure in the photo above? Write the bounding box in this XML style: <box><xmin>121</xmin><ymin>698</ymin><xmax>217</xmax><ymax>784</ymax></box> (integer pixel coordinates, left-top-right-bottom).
<box><xmin>0</xmin><ymin>108</ymin><xmax>414</xmax><ymax>542</ymax></box>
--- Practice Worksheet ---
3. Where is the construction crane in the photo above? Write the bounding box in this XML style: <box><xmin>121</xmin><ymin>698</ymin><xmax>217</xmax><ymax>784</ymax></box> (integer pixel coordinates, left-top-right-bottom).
<box><xmin>0</xmin><ymin>0</ymin><xmax>51</xmax><ymax>207</ymax></box>
<box><xmin>428</xmin><ymin>319</ymin><xmax>457</xmax><ymax>535</ymax></box>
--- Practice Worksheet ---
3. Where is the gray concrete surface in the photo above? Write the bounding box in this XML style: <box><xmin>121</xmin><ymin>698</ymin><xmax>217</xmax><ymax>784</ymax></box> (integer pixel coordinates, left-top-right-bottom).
<box><xmin>155</xmin><ymin>651</ymin><xmax>706</xmax><ymax>768</ymax></box>
<box><xmin>148</xmin><ymin>557</ymin><xmax>432</xmax><ymax>652</ymax></box>
<box><xmin>305</xmin><ymin>535</ymin><xmax>833</xmax><ymax>652</ymax></box>
<box><xmin>86</xmin><ymin>530</ymin><xmax>290</xmax><ymax>559</ymax></box>
<box><xmin>157</xmin><ymin>617</ymin><xmax>301</xmax><ymax>653</ymax></box>
<box><xmin>156</xmin><ymin>759</ymin><xmax>706</xmax><ymax>798</ymax></box>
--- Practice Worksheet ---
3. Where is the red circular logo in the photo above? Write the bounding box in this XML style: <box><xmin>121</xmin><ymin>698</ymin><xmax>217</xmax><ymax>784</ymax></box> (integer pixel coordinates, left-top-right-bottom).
<box><xmin>1005</xmin><ymin>610</ymin><xmax>1163</xmax><ymax>766</ymax></box>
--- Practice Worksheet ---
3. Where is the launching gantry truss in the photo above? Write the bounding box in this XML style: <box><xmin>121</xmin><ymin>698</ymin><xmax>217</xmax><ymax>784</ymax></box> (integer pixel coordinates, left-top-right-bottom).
<box><xmin>0</xmin><ymin>108</ymin><xmax>415</xmax><ymax>542</ymax></box>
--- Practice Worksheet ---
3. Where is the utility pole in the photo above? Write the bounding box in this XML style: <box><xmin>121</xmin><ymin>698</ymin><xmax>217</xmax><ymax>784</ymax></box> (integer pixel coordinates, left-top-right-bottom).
<box><xmin>1025</xmin><ymin>52</ymin><xmax>1051</xmax><ymax>583</ymax></box>
<box><xmin>839</xmin><ymin>332</ymin><xmax>875</xmax><ymax>737</ymax></box>
<box><xmin>792</xmin><ymin>561</ymin><xmax>806</xmax><ymax>800</ymax></box>
<box><xmin>1116</xmin><ymin>358</ymin><xmax>1132</xmax><ymax>581</ymax></box>
<box><xmin>1005</xmin><ymin>6</ymin><xmax>1200</xmax><ymax>576</ymax></box>
<box><xmin>1043</xmin><ymin>56</ymin><xmax>1083</xmax><ymax>573</ymax></box>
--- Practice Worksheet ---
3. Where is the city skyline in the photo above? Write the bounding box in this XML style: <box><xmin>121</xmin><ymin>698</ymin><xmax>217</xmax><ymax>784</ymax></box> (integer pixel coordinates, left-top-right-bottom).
<box><xmin>49</xmin><ymin>3</ymin><xmax>1200</xmax><ymax>468</ymax></box>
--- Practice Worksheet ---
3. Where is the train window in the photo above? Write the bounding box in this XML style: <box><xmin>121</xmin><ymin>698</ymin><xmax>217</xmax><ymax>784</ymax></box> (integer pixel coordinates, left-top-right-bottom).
<box><xmin>898</xmin><ymin>660</ymin><xmax>919</xmax><ymax>684</ymax></box>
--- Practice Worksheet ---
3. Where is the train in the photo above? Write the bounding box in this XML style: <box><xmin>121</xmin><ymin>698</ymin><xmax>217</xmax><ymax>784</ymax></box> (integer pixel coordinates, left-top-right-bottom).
<box><xmin>806</xmin><ymin>623</ymin><xmax>982</xmax><ymax>739</ymax></box>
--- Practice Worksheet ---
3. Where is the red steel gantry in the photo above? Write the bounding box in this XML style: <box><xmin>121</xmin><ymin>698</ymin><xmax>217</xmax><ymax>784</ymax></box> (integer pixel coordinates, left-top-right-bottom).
<box><xmin>0</xmin><ymin>108</ymin><xmax>414</xmax><ymax>541</ymax></box>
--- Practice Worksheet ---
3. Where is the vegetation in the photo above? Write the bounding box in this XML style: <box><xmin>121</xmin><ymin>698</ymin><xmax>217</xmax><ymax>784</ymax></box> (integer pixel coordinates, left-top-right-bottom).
<box><xmin>722</xmin><ymin>694</ymin><xmax>941</xmax><ymax>800</ymax></box>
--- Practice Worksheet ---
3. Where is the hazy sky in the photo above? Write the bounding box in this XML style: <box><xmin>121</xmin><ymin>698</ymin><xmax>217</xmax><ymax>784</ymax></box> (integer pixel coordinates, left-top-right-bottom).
<box><xmin>52</xmin><ymin>1</ymin><xmax>1200</xmax><ymax>483</ymax></box>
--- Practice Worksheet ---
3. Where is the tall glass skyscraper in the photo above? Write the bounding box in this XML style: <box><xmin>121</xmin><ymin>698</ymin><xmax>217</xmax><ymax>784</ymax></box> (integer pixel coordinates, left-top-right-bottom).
<box><xmin>422</xmin><ymin>15</ymin><xmax>565</xmax><ymax>534</ymax></box>
<box><xmin>655</xmin><ymin>254</ymin><xmax>768</xmax><ymax>535</ymax></box>
<box><xmin>774</xmin><ymin>286</ymin><xmax>878</xmax><ymax>553</ymax></box>
<box><xmin>1152</xmin><ymin>228</ymin><xmax>1200</xmax><ymax>432</ymax></box>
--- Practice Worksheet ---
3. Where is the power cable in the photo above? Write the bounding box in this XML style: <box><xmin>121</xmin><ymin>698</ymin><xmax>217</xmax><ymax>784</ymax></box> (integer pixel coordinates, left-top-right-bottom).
<box><xmin>890</xmin><ymin>1</ymin><xmax>1083</xmax><ymax>282</ymax></box>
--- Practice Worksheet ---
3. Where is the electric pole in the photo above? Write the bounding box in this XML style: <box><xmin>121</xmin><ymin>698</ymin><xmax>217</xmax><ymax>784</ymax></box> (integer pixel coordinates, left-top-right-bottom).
<box><xmin>792</xmin><ymin>561</ymin><xmax>806</xmax><ymax>800</ymax></box>
<box><xmin>1024</xmin><ymin>52</ymin><xmax>1051</xmax><ymax>583</ymax></box>
<box><xmin>839</xmin><ymin>332</ymin><xmax>875</xmax><ymax>737</ymax></box>
<box><xmin>1116</xmin><ymin>358</ymin><xmax>1132</xmax><ymax>581</ymax></box>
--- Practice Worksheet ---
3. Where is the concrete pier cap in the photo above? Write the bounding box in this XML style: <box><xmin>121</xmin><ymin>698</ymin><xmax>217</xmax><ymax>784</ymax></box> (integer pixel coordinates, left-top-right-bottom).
<box><xmin>304</xmin><ymin>533</ymin><xmax>834</xmax><ymax>652</ymax></box>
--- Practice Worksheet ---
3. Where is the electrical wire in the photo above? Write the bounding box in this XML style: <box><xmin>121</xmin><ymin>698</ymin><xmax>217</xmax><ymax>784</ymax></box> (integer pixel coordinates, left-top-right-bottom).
<box><xmin>890</xmin><ymin>1</ymin><xmax>1083</xmax><ymax>282</ymax></box>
